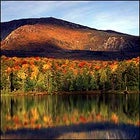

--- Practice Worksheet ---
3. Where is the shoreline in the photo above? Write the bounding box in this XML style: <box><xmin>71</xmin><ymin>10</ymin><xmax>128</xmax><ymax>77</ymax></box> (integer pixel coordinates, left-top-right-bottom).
<box><xmin>1</xmin><ymin>122</ymin><xmax>139</xmax><ymax>139</ymax></box>
<box><xmin>1</xmin><ymin>90</ymin><xmax>140</xmax><ymax>97</ymax></box>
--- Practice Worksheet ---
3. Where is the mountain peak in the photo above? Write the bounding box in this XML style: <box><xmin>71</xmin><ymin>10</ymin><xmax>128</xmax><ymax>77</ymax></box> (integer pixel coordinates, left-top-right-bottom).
<box><xmin>1</xmin><ymin>17</ymin><xmax>93</xmax><ymax>41</ymax></box>
<box><xmin>1</xmin><ymin>17</ymin><xmax>139</xmax><ymax>60</ymax></box>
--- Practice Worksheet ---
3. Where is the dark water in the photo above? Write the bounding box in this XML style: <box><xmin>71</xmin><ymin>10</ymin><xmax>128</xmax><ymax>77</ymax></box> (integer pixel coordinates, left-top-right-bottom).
<box><xmin>1</xmin><ymin>93</ymin><xmax>139</xmax><ymax>132</ymax></box>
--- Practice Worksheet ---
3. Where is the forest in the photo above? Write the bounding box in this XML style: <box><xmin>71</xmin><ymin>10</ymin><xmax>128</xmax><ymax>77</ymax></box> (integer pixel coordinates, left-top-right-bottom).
<box><xmin>1</xmin><ymin>55</ymin><xmax>139</xmax><ymax>94</ymax></box>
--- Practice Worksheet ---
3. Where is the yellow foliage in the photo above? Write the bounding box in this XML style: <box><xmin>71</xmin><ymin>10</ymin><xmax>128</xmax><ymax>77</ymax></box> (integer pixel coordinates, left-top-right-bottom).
<box><xmin>17</xmin><ymin>71</ymin><xmax>27</xmax><ymax>79</ymax></box>
<box><xmin>66</xmin><ymin>119</ymin><xmax>70</xmax><ymax>126</ymax></box>
<box><xmin>43</xmin><ymin>115</ymin><xmax>52</xmax><ymax>125</ymax></box>
<box><xmin>43</xmin><ymin>64</ymin><xmax>51</xmax><ymax>70</ymax></box>
<box><xmin>31</xmin><ymin>108</ymin><xmax>39</xmax><ymax>122</ymax></box>
<box><xmin>31</xmin><ymin>72</ymin><xmax>37</xmax><ymax>79</ymax></box>
<box><xmin>65</xmin><ymin>59</ymin><xmax>69</xmax><ymax>65</ymax></box>
<box><xmin>43</xmin><ymin>116</ymin><xmax>50</xmax><ymax>123</ymax></box>
<box><xmin>73</xmin><ymin>109</ymin><xmax>79</xmax><ymax>117</ymax></box>
<box><xmin>30</xmin><ymin>65</ymin><xmax>39</xmax><ymax>79</ymax></box>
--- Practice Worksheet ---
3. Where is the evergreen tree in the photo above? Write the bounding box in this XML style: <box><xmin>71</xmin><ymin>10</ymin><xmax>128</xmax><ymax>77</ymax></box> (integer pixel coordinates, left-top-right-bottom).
<box><xmin>125</xmin><ymin>62</ymin><xmax>139</xmax><ymax>90</ymax></box>
<box><xmin>75</xmin><ymin>74</ymin><xmax>83</xmax><ymax>91</ymax></box>
<box><xmin>105</xmin><ymin>66</ymin><xmax>112</xmax><ymax>90</ymax></box>
<box><xmin>99</xmin><ymin>69</ymin><xmax>107</xmax><ymax>90</ymax></box>
<box><xmin>82</xmin><ymin>68</ymin><xmax>91</xmax><ymax>91</ymax></box>
<box><xmin>115</xmin><ymin>61</ymin><xmax>127</xmax><ymax>90</ymax></box>
<box><xmin>89</xmin><ymin>74</ymin><xmax>98</xmax><ymax>90</ymax></box>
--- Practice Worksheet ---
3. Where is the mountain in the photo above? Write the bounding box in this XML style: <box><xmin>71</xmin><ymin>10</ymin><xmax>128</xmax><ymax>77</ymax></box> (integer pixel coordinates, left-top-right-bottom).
<box><xmin>1</xmin><ymin>17</ymin><xmax>139</xmax><ymax>60</ymax></box>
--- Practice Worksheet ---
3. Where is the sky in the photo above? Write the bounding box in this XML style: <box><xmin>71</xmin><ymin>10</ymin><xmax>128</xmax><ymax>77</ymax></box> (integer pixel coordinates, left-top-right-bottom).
<box><xmin>1</xmin><ymin>1</ymin><xmax>139</xmax><ymax>36</ymax></box>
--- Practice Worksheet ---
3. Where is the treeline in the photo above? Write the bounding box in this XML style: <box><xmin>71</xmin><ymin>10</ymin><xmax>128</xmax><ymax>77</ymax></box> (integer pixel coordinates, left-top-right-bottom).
<box><xmin>1</xmin><ymin>56</ymin><xmax>139</xmax><ymax>94</ymax></box>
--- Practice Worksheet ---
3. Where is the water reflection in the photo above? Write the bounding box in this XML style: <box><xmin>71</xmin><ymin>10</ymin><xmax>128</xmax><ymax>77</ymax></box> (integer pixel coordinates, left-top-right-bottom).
<box><xmin>1</xmin><ymin>93</ymin><xmax>139</xmax><ymax>131</ymax></box>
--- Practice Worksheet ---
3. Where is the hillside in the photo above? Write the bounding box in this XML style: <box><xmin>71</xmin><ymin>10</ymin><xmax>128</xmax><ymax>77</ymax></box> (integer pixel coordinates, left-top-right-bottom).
<box><xmin>1</xmin><ymin>17</ymin><xmax>139</xmax><ymax>60</ymax></box>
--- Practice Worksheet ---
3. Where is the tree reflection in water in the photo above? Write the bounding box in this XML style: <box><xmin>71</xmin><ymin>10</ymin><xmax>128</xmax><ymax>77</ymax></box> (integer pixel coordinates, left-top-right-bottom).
<box><xmin>1</xmin><ymin>93</ymin><xmax>139</xmax><ymax>132</ymax></box>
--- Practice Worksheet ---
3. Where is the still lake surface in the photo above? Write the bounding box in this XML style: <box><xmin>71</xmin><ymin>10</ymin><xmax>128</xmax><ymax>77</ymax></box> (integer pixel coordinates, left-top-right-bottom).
<box><xmin>1</xmin><ymin>93</ymin><xmax>139</xmax><ymax>132</ymax></box>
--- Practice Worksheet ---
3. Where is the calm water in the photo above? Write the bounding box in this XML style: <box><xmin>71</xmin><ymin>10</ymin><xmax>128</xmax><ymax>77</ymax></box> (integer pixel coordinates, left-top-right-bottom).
<box><xmin>1</xmin><ymin>93</ymin><xmax>139</xmax><ymax>132</ymax></box>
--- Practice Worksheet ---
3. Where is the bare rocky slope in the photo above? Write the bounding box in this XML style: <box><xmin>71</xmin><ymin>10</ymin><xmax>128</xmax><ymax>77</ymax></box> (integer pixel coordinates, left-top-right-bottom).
<box><xmin>1</xmin><ymin>17</ymin><xmax>139</xmax><ymax>60</ymax></box>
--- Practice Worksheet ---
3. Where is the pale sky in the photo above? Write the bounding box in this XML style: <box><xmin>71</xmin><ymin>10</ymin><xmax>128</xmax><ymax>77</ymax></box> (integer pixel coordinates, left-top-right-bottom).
<box><xmin>1</xmin><ymin>1</ymin><xmax>139</xmax><ymax>36</ymax></box>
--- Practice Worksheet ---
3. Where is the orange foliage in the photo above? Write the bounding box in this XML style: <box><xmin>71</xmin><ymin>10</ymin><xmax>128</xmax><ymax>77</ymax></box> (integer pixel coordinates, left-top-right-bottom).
<box><xmin>5</xmin><ymin>115</ymin><xmax>11</xmax><ymax>121</ymax></box>
<box><xmin>5</xmin><ymin>67</ymin><xmax>12</xmax><ymax>73</ymax></box>
<box><xmin>79</xmin><ymin>115</ymin><xmax>87</xmax><ymax>123</ymax></box>
<box><xmin>70</xmin><ymin>116</ymin><xmax>77</xmax><ymax>124</ymax></box>
<box><xmin>35</xmin><ymin>57</ymin><xmax>40</xmax><ymax>61</ymax></box>
<box><xmin>35</xmin><ymin>124</ymin><xmax>41</xmax><ymax>129</ymax></box>
<box><xmin>63</xmin><ymin>114</ymin><xmax>68</xmax><ymax>123</ymax></box>
<box><xmin>78</xmin><ymin>61</ymin><xmax>86</xmax><ymax>68</ymax></box>
<box><xmin>87</xmin><ymin>114</ymin><xmax>93</xmax><ymax>122</ymax></box>
<box><xmin>95</xmin><ymin>65</ymin><xmax>100</xmax><ymax>70</ymax></box>
<box><xmin>111</xmin><ymin>113</ymin><xmax>118</xmax><ymax>124</ymax></box>
<box><xmin>22</xmin><ymin>64</ymin><xmax>29</xmax><ymax>69</ymax></box>
<box><xmin>13</xmin><ymin>65</ymin><xmax>20</xmax><ymax>71</ymax></box>
<box><xmin>96</xmin><ymin>113</ymin><xmax>102</xmax><ymax>121</ymax></box>
<box><xmin>55</xmin><ymin>116</ymin><xmax>60</xmax><ymax>124</ymax></box>
<box><xmin>21</xmin><ymin>60</ymin><xmax>28</xmax><ymax>65</ymax></box>
<box><xmin>136</xmin><ymin>120</ymin><xmax>140</xmax><ymax>126</ymax></box>
<box><xmin>110</xmin><ymin>64</ymin><xmax>118</xmax><ymax>72</ymax></box>
<box><xmin>12</xmin><ymin>115</ymin><xmax>20</xmax><ymax>124</ymax></box>
<box><xmin>62</xmin><ymin>69</ymin><xmax>67</xmax><ymax>74</ymax></box>
<box><xmin>73</xmin><ymin>69</ymin><xmax>78</xmax><ymax>75</ymax></box>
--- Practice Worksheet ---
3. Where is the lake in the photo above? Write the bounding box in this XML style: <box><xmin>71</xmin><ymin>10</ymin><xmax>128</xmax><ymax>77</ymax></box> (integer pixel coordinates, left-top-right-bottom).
<box><xmin>1</xmin><ymin>93</ymin><xmax>139</xmax><ymax>139</ymax></box>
